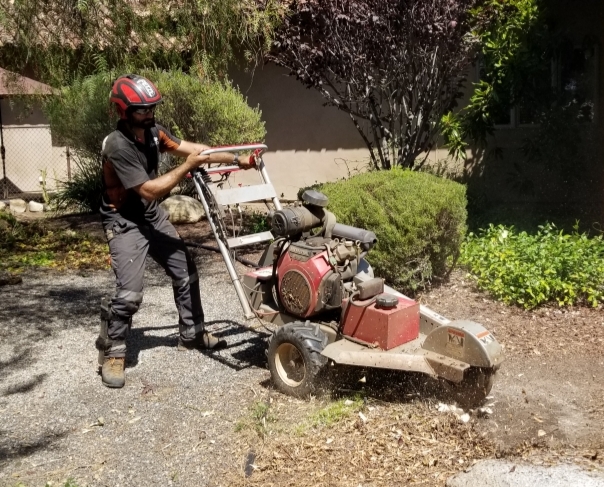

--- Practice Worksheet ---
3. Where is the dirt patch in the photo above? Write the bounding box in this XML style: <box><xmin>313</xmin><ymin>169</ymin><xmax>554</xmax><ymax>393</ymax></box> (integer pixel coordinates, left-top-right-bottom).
<box><xmin>418</xmin><ymin>271</ymin><xmax>604</xmax><ymax>452</ymax></box>
<box><xmin>14</xmin><ymin>211</ymin><xmax>107</xmax><ymax>241</ymax></box>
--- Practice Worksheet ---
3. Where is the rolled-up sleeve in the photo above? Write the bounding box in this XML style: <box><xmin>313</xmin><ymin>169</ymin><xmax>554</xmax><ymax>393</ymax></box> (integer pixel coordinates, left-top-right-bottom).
<box><xmin>157</xmin><ymin>124</ymin><xmax>182</xmax><ymax>153</ymax></box>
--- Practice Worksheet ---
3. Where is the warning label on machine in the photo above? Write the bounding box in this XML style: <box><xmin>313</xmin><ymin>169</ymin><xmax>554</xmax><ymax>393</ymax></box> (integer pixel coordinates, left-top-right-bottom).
<box><xmin>476</xmin><ymin>330</ymin><xmax>495</xmax><ymax>345</ymax></box>
<box><xmin>447</xmin><ymin>328</ymin><xmax>465</xmax><ymax>348</ymax></box>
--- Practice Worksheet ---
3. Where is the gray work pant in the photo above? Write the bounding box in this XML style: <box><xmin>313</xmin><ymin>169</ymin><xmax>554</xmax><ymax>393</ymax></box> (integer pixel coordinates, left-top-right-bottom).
<box><xmin>103</xmin><ymin>213</ymin><xmax>204</xmax><ymax>357</ymax></box>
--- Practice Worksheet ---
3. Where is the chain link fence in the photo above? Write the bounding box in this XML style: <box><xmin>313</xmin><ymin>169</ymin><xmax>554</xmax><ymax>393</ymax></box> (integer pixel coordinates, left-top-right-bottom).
<box><xmin>0</xmin><ymin>123</ymin><xmax>71</xmax><ymax>204</ymax></box>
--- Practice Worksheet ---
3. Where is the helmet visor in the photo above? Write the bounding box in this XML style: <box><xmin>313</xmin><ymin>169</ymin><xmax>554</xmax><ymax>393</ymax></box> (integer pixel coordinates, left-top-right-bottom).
<box><xmin>131</xmin><ymin>105</ymin><xmax>157</xmax><ymax>115</ymax></box>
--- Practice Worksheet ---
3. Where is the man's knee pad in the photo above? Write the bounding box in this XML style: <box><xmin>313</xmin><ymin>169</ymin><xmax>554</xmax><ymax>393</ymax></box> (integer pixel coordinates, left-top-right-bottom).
<box><xmin>114</xmin><ymin>289</ymin><xmax>143</xmax><ymax>317</ymax></box>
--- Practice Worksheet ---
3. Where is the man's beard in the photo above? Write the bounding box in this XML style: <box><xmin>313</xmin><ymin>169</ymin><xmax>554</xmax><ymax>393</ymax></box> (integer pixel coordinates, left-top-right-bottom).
<box><xmin>128</xmin><ymin>116</ymin><xmax>156</xmax><ymax>129</ymax></box>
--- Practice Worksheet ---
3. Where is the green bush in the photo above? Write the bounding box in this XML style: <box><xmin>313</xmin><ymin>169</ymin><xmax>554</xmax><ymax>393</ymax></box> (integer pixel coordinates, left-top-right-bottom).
<box><xmin>51</xmin><ymin>153</ymin><xmax>104</xmax><ymax>214</ymax></box>
<box><xmin>45</xmin><ymin>69</ymin><xmax>266</xmax><ymax>212</ymax></box>
<box><xmin>44</xmin><ymin>73</ymin><xmax>115</xmax><ymax>159</ymax></box>
<box><xmin>460</xmin><ymin>223</ymin><xmax>604</xmax><ymax>309</ymax></box>
<box><xmin>0</xmin><ymin>209</ymin><xmax>21</xmax><ymax>249</ymax></box>
<box><xmin>151</xmin><ymin>69</ymin><xmax>265</xmax><ymax>146</ymax></box>
<box><xmin>318</xmin><ymin>169</ymin><xmax>467</xmax><ymax>292</ymax></box>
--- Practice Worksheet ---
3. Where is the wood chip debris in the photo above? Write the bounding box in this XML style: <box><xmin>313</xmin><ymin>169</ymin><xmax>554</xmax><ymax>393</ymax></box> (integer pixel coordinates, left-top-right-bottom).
<box><xmin>227</xmin><ymin>401</ymin><xmax>499</xmax><ymax>486</ymax></box>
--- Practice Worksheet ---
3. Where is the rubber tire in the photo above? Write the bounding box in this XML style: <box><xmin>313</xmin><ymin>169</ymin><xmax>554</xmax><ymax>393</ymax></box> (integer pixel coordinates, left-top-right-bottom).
<box><xmin>445</xmin><ymin>367</ymin><xmax>495</xmax><ymax>408</ymax></box>
<box><xmin>267</xmin><ymin>321</ymin><xmax>329</xmax><ymax>398</ymax></box>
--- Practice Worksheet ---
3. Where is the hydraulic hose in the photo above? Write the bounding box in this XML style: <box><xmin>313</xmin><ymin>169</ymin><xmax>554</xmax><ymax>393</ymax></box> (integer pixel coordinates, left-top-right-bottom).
<box><xmin>184</xmin><ymin>241</ymin><xmax>261</xmax><ymax>268</ymax></box>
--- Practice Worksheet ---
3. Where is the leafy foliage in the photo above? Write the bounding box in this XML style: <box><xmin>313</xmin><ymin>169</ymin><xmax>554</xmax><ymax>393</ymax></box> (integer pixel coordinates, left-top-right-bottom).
<box><xmin>460</xmin><ymin>224</ymin><xmax>604</xmax><ymax>308</ymax></box>
<box><xmin>0</xmin><ymin>210</ymin><xmax>109</xmax><ymax>271</ymax></box>
<box><xmin>442</xmin><ymin>0</ymin><xmax>550</xmax><ymax>157</ymax></box>
<box><xmin>44</xmin><ymin>72</ymin><xmax>116</xmax><ymax>159</ymax></box>
<box><xmin>44</xmin><ymin>69</ymin><xmax>266</xmax><ymax>158</ymax></box>
<box><xmin>0</xmin><ymin>0</ymin><xmax>285</xmax><ymax>85</ymax></box>
<box><xmin>150</xmin><ymin>69</ymin><xmax>266</xmax><ymax>147</ymax></box>
<box><xmin>51</xmin><ymin>153</ymin><xmax>104</xmax><ymax>214</ymax></box>
<box><xmin>318</xmin><ymin>169</ymin><xmax>467</xmax><ymax>292</ymax></box>
<box><xmin>271</xmin><ymin>0</ymin><xmax>482</xmax><ymax>170</ymax></box>
<box><xmin>243</xmin><ymin>211</ymin><xmax>271</xmax><ymax>234</ymax></box>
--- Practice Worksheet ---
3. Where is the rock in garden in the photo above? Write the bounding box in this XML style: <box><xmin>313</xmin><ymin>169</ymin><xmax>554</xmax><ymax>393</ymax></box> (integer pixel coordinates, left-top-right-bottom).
<box><xmin>0</xmin><ymin>201</ymin><xmax>6</xmax><ymax>211</ymax></box>
<box><xmin>28</xmin><ymin>201</ymin><xmax>44</xmax><ymax>212</ymax></box>
<box><xmin>159</xmin><ymin>195</ymin><xmax>205</xmax><ymax>224</ymax></box>
<box><xmin>9</xmin><ymin>199</ymin><xmax>26</xmax><ymax>213</ymax></box>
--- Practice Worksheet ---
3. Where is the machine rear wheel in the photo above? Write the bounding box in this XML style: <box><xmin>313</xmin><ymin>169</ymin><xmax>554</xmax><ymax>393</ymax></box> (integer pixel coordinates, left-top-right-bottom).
<box><xmin>267</xmin><ymin>322</ymin><xmax>329</xmax><ymax>398</ymax></box>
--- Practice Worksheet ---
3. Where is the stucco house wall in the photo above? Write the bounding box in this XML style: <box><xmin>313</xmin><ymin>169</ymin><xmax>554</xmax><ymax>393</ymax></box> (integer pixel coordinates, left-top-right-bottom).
<box><xmin>227</xmin><ymin>63</ymin><xmax>370</xmax><ymax>200</ymax></box>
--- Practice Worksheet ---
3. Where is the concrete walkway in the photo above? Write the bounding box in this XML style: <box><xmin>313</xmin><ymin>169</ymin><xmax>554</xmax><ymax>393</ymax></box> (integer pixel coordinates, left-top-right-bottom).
<box><xmin>447</xmin><ymin>460</ymin><xmax>604</xmax><ymax>487</ymax></box>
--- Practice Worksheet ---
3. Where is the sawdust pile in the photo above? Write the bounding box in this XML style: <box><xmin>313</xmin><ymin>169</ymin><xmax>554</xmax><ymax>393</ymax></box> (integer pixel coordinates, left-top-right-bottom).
<box><xmin>227</xmin><ymin>399</ymin><xmax>497</xmax><ymax>486</ymax></box>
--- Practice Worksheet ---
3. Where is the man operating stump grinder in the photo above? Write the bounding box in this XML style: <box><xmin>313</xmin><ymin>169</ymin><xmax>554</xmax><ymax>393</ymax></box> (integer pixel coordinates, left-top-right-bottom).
<box><xmin>96</xmin><ymin>74</ymin><xmax>257</xmax><ymax>388</ymax></box>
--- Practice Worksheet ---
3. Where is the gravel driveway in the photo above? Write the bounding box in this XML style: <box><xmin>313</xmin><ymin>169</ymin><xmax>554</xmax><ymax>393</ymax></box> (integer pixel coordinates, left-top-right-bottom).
<box><xmin>0</xmin><ymin>249</ymin><xmax>270</xmax><ymax>487</ymax></box>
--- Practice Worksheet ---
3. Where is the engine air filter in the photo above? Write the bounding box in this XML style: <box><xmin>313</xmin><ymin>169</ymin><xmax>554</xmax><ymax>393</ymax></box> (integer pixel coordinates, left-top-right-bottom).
<box><xmin>280</xmin><ymin>270</ymin><xmax>312</xmax><ymax>316</ymax></box>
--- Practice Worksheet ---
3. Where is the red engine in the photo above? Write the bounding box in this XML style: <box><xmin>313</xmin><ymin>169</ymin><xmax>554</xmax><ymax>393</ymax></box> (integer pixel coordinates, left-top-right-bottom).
<box><xmin>277</xmin><ymin>241</ymin><xmax>344</xmax><ymax>318</ymax></box>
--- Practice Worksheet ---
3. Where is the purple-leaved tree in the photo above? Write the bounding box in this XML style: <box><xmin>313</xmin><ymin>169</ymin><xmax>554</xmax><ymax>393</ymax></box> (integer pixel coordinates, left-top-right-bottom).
<box><xmin>270</xmin><ymin>0</ymin><xmax>481</xmax><ymax>169</ymax></box>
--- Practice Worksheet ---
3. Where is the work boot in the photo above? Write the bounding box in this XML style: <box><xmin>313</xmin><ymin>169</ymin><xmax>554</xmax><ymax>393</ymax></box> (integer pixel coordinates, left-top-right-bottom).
<box><xmin>178</xmin><ymin>331</ymin><xmax>227</xmax><ymax>351</ymax></box>
<box><xmin>101</xmin><ymin>357</ymin><xmax>126</xmax><ymax>388</ymax></box>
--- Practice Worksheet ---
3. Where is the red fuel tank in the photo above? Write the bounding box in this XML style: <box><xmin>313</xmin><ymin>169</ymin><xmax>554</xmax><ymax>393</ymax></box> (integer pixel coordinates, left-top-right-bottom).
<box><xmin>341</xmin><ymin>296</ymin><xmax>420</xmax><ymax>350</ymax></box>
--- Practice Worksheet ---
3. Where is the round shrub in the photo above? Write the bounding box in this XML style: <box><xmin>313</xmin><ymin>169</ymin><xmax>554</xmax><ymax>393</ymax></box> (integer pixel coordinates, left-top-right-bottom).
<box><xmin>318</xmin><ymin>169</ymin><xmax>467</xmax><ymax>293</ymax></box>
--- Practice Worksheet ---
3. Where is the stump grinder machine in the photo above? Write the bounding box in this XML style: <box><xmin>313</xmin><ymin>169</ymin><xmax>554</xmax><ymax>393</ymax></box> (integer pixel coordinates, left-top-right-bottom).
<box><xmin>192</xmin><ymin>144</ymin><xmax>504</xmax><ymax>406</ymax></box>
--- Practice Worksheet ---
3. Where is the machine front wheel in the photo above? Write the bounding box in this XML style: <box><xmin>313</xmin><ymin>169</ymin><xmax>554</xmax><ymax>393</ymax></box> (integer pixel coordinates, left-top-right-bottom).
<box><xmin>267</xmin><ymin>322</ymin><xmax>329</xmax><ymax>398</ymax></box>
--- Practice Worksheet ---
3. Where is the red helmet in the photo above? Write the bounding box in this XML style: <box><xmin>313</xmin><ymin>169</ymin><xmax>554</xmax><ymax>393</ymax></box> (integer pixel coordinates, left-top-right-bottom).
<box><xmin>110</xmin><ymin>74</ymin><xmax>162</xmax><ymax>119</ymax></box>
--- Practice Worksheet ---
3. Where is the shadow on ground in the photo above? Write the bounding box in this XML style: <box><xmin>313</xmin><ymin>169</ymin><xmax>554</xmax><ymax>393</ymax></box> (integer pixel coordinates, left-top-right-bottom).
<box><xmin>0</xmin><ymin>430</ymin><xmax>68</xmax><ymax>470</ymax></box>
<box><xmin>0</xmin><ymin>281</ymin><xmax>105</xmax><ymax>333</ymax></box>
<box><xmin>122</xmin><ymin>319</ymin><xmax>269</xmax><ymax>372</ymax></box>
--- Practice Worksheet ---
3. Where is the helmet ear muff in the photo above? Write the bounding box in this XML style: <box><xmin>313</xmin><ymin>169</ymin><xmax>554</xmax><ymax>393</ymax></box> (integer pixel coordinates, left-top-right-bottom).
<box><xmin>116</xmin><ymin>105</ymin><xmax>127</xmax><ymax>120</ymax></box>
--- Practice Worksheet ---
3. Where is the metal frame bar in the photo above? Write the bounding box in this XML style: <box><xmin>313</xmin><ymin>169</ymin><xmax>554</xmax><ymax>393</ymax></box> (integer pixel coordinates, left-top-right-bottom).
<box><xmin>193</xmin><ymin>144</ymin><xmax>282</xmax><ymax>319</ymax></box>
<box><xmin>200</xmin><ymin>144</ymin><xmax>282</xmax><ymax>212</ymax></box>
<box><xmin>192</xmin><ymin>172</ymin><xmax>255</xmax><ymax>319</ymax></box>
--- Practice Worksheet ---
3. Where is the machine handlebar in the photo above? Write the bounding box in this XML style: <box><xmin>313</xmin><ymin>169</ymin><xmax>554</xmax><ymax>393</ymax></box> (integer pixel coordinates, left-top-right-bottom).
<box><xmin>199</xmin><ymin>143</ymin><xmax>267</xmax><ymax>157</ymax></box>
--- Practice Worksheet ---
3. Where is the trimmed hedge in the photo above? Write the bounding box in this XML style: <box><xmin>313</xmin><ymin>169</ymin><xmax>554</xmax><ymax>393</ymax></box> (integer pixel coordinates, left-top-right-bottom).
<box><xmin>45</xmin><ymin>69</ymin><xmax>265</xmax><ymax>159</ymax></box>
<box><xmin>317</xmin><ymin>169</ymin><xmax>467</xmax><ymax>292</ymax></box>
